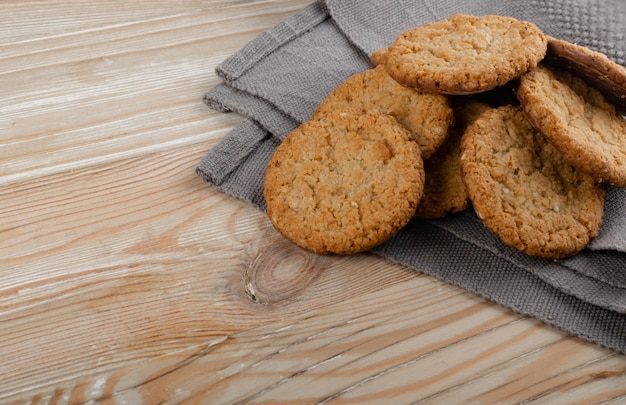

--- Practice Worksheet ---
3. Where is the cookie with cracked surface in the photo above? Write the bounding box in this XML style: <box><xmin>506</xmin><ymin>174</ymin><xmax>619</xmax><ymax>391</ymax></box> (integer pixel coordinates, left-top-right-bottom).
<box><xmin>517</xmin><ymin>64</ymin><xmax>626</xmax><ymax>187</ymax></box>
<box><xmin>314</xmin><ymin>65</ymin><xmax>453</xmax><ymax>158</ymax></box>
<box><xmin>385</xmin><ymin>14</ymin><xmax>547</xmax><ymax>95</ymax></box>
<box><xmin>414</xmin><ymin>100</ymin><xmax>489</xmax><ymax>219</ymax></box>
<box><xmin>544</xmin><ymin>36</ymin><xmax>626</xmax><ymax>113</ymax></box>
<box><xmin>460</xmin><ymin>105</ymin><xmax>605</xmax><ymax>260</ymax></box>
<box><xmin>264</xmin><ymin>109</ymin><xmax>425</xmax><ymax>255</ymax></box>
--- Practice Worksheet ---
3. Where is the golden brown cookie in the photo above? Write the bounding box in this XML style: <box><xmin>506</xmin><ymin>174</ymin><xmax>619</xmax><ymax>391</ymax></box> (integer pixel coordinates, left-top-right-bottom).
<box><xmin>517</xmin><ymin>64</ymin><xmax>626</xmax><ymax>187</ymax></box>
<box><xmin>414</xmin><ymin>100</ymin><xmax>489</xmax><ymax>219</ymax></box>
<box><xmin>264</xmin><ymin>109</ymin><xmax>425</xmax><ymax>255</ymax></box>
<box><xmin>370</xmin><ymin>48</ymin><xmax>389</xmax><ymax>67</ymax></box>
<box><xmin>385</xmin><ymin>14</ymin><xmax>547</xmax><ymax>95</ymax></box>
<box><xmin>313</xmin><ymin>65</ymin><xmax>453</xmax><ymax>158</ymax></box>
<box><xmin>544</xmin><ymin>36</ymin><xmax>626</xmax><ymax>112</ymax></box>
<box><xmin>460</xmin><ymin>105</ymin><xmax>605</xmax><ymax>260</ymax></box>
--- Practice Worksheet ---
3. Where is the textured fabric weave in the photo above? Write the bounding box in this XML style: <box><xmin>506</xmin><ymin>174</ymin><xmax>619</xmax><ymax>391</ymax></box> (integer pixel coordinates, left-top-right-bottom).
<box><xmin>198</xmin><ymin>0</ymin><xmax>626</xmax><ymax>353</ymax></box>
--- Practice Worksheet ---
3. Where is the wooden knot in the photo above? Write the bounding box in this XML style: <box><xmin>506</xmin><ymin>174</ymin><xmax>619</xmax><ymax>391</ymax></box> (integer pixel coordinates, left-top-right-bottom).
<box><xmin>243</xmin><ymin>237</ymin><xmax>326</xmax><ymax>304</ymax></box>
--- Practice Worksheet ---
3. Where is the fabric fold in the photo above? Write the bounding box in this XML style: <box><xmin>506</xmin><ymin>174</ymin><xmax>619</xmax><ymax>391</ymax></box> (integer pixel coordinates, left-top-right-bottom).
<box><xmin>204</xmin><ymin>84</ymin><xmax>300</xmax><ymax>140</ymax></box>
<box><xmin>427</xmin><ymin>211</ymin><xmax>626</xmax><ymax>314</ymax></box>
<box><xmin>197</xmin><ymin>0</ymin><xmax>626</xmax><ymax>353</ymax></box>
<box><xmin>214</xmin><ymin>1</ymin><xmax>330</xmax><ymax>82</ymax></box>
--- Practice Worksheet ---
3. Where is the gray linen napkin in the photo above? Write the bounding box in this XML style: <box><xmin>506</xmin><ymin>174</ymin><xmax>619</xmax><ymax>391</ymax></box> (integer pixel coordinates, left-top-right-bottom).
<box><xmin>198</xmin><ymin>0</ymin><xmax>626</xmax><ymax>353</ymax></box>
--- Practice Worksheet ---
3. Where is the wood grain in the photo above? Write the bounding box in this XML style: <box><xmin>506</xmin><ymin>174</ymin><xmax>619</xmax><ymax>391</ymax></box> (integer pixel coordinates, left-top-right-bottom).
<box><xmin>2</xmin><ymin>0</ymin><xmax>626</xmax><ymax>403</ymax></box>
<box><xmin>7</xmin><ymin>270</ymin><xmax>626</xmax><ymax>403</ymax></box>
<box><xmin>0</xmin><ymin>142</ymin><xmax>425</xmax><ymax>399</ymax></box>
<box><xmin>0</xmin><ymin>0</ymin><xmax>311</xmax><ymax>186</ymax></box>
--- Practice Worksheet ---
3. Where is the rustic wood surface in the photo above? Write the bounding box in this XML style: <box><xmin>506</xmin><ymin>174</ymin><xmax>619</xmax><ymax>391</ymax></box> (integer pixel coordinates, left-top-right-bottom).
<box><xmin>2</xmin><ymin>1</ymin><xmax>626</xmax><ymax>403</ymax></box>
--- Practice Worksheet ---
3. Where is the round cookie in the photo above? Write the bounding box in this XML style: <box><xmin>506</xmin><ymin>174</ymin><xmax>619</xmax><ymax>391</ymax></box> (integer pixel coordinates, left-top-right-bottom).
<box><xmin>385</xmin><ymin>14</ymin><xmax>547</xmax><ymax>95</ymax></box>
<box><xmin>460</xmin><ymin>105</ymin><xmax>605</xmax><ymax>260</ymax></box>
<box><xmin>544</xmin><ymin>36</ymin><xmax>626</xmax><ymax>113</ymax></box>
<box><xmin>264</xmin><ymin>109</ymin><xmax>425</xmax><ymax>255</ymax></box>
<box><xmin>517</xmin><ymin>64</ymin><xmax>626</xmax><ymax>187</ymax></box>
<box><xmin>414</xmin><ymin>100</ymin><xmax>489</xmax><ymax>218</ymax></box>
<box><xmin>314</xmin><ymin>65</ymin><xmax>453</xmax><ymax>158</ymax></box>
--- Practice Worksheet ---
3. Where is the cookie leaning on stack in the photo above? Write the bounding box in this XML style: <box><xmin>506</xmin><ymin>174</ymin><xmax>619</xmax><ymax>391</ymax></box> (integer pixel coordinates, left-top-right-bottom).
<box><xmin>263</xmin><ymin>13</ymin><xmax>626</xmax><ymax>259</ymax></box>
<box><xmin>517</xmin><ymin>65</ymin><xmax>626</xmax><ymax>187</ymax></box>
<box><xmin>459</xmin><ymin>105</ymin><xmax>606</xmax><ymax>259</ymax></box>
<box><xmin>544</xmin><ymin>35</ymin><xmax>626</xmax><ymax>113</ymax></box>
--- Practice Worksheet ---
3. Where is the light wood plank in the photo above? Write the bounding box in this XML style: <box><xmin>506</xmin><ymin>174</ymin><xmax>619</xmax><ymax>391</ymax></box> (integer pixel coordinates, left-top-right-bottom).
<box><xmin>6</xmin><ymin>271</ymin><xmax>625</xmax><ymax>404</ymax></box>
<box><xmin>0</xmin><ymin>0</ymin><xmax>311</xmax><ymax>186</ymax></box>
<box><xmin>0</xmin><ymin>0</ymin><xmax>307</xmax><ymax>45</ymax></box>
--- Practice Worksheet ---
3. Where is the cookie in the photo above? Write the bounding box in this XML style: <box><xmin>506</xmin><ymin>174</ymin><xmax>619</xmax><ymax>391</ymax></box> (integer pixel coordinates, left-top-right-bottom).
<box><xmin>385</xmin><ymin>14</ymin><xmax>547</xmax><ymax>95</ymax></box>
<box><xmin>313</xmin><ymin>65</ymin><xmax>453</xmax><ymax>158</ymax></box>
<box><xmin>460</xmin><ymin>105</ymin><xmax>605</xmax><ymax>259</ymax></box>
<box><xmin>370</xmin><ymin>48</ymin><xmax>389</xmax><ymax>67</ymax></box>
<box><xmin>414</xmin><ymin>100</ymin><xmax>489</xmax><ymax>218</ymax></box>
<box><xmin>544</xmin><ymin>36</ymin><xmax>626</xmax><ymax>113</ymax></box>
<box><xmin>264</xmin><ymin>109</ymin><xmax>425</xmax><ymax>255</ymax></box>
<box><xmin>517</xmin><ymin>64</ymin><xmax>626</xmax><ymax>187</ymax></box>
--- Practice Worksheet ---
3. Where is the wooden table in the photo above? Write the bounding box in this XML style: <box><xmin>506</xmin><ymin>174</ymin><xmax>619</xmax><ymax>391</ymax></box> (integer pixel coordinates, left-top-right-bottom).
<box><xmin>2</xmin><ymin>1</ymin><xmax>626</xmax><ymax>403</ymax></box>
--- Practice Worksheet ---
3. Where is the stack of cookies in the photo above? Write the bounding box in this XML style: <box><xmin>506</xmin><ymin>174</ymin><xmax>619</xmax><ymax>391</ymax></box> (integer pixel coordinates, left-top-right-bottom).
<box><xmin>263</xmin><ymin>14</ymin><xmax>626</xmax><ymax>260</ymax></box>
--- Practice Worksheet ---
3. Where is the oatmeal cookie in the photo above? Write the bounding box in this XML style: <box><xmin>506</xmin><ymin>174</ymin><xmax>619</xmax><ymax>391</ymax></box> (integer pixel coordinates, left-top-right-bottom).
<box><xmin>314</xmin><ymin>65</ymin><xmax>453</xmax><ymax>158</ymax></box>
<box><xmin>264</xmin><ymin>109</ymin><xmax>425</xmax><ymax>255</ymax></box>
<box><xmin>517</xmin><ymin>64</ymin><xmax>626</xmax><ymax>187</ymax></box>
<box><xmin>544</xmin><ymin>36</ymin><xmax>626</xmax><ymax>112</ymax></box>
<box><xmin>414</xmin><ymin>100</ymin><xmax>489</xmax><ymax>218</ymax></box>
<box><xmin>370</xmin><ymin>47</ymin><xmax>389</xmax><ymax>67</ymax></box>
<box><xmin>385</xmin><ymin>14</ymin><xmax>547</xmax><ymax>95</ymax></box>
<box><xmin>460</xmin><ymin>105</ymin><xmax>605</xmax><ymax>259</ymax></box>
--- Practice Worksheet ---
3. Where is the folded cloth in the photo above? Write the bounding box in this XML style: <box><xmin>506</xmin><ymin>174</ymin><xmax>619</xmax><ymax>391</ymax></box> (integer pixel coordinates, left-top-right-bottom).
<box><xmin>197</xmin><ymin>0</ymin><xmax>626</xmax><ymax>353</ymax></box>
